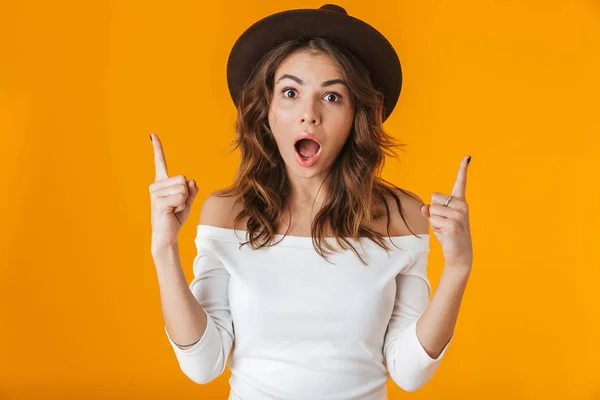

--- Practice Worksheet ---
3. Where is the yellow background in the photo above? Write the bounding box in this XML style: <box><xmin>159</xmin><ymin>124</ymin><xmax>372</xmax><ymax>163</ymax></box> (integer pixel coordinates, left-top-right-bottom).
<box><xmin>1</xmin><ymin>0</ymin><xmax>599</xmax><ymax>398</ymax></box>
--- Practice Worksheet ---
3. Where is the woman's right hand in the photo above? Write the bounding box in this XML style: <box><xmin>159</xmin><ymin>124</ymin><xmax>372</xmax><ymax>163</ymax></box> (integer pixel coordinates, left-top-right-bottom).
<box><xmin>149</xmin><ymin>133</ymin><xmax>199</xmax><ymax>250</ymax></box>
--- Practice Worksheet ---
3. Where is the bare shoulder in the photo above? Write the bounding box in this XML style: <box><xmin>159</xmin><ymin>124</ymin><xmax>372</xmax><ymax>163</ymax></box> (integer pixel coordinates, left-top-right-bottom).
<box><xmin>198</xmin><ymin>188</ymin><xmax>244</xmax><ymax>229</ymax></box>
<box><xmin>374</xmin><ymin>187</ymin><xmax>429</xmax><ymax>236</ymax></box>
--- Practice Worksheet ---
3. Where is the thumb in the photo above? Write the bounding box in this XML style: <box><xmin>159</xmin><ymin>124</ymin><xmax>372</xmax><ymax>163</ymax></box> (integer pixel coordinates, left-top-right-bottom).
<box><xmin>420</xmin><ymin>203</ymin><xmax>430</xmax><ymax>219</ymax></box>
<box><xmin>186</xmin><ymin>180</ymin><xmax>199</xmax><ymax>206</ymax></box>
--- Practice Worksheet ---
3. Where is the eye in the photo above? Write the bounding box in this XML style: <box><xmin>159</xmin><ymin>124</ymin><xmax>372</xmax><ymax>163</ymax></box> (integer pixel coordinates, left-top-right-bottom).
<box><xmin>324</xmin><ymin>92</ymin><xmax>342</xmax><ymax>102</ymax></box>
<box><xmin>281</xmin><ymin>88</ymin><xmax>343</xmax><ymax>103</ymax></box>
<box><xmin>282</xmin><ymin>88</ymin><xmax>298</xmax><ymax>98</ymax></box>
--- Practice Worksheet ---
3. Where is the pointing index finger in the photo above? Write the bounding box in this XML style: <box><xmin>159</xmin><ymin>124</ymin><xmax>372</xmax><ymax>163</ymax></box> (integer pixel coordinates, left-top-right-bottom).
<box><xmin>151</xmin><ymin>133</ymin><xmax>169</xmax><ymax>181</ymax></box>
<box><xmin>451</xmin><ymin>155</ymin><xmax>471</xmax><ymax>199</ymax></box>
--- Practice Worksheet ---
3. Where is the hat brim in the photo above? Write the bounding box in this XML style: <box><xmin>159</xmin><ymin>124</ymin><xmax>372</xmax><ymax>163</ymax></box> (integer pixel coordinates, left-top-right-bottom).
<box><xmin>226</xmin><ymin>8</ymin><xmax>402</xmax><ymax>122</ymax></box>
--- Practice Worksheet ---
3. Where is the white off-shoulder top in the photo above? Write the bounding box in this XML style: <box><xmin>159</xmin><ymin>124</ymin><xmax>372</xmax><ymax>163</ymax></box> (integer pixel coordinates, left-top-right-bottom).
<box><xmin>164</xmin><ymin>224</ymin><xmax>452</xmax><ymax>399</ymax></box>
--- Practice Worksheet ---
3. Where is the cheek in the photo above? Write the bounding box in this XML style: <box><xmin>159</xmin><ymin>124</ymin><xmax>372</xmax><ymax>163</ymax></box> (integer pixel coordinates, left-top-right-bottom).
<box><xmin>327</xmin><ymin>113</ymin><xmax>353</xmax><ymax>152</ymax></box>
<box><xmin>268</xmin><ymin>108</ymin><xmax>291</xmax><ymax>146</ymax></box>
<box><xmin>331</xmin><ymin>109</ymin><xmax>353</xmax><ymax>136</ymax></box>
<box><xmin>270</xmin><ymin>102</ymin><xmax>296</xmax><ymax>125</ymax></box>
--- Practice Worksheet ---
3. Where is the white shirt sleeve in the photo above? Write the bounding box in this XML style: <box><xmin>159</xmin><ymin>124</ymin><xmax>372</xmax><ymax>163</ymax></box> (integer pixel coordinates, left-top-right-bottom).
<box><xmin>164</xmin><ymin>239</ymin><xmax>234</xmax><ymax>384</ymax></box>
<box><xmin>382</xmin><ymin>243</ymin><xmax>453</xmax><ymax>392</ymax></box>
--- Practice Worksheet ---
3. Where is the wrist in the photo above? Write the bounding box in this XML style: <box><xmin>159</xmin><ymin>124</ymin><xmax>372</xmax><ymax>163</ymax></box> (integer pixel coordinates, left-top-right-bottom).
<box><xmin>151</xmin><ymin>241</ymin><xmax>179</xmax><ymax>257</ymax></box>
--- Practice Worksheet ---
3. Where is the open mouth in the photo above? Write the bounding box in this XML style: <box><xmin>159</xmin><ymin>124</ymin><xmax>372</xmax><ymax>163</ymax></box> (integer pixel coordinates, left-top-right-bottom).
<box><xmin>294</xmin><ymin>138</ymin><xmax>321</xmax><ymax>161</ymax></box>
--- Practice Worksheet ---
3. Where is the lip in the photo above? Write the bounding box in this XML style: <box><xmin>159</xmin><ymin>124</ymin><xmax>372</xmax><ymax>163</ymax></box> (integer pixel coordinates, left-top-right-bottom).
<box><xmin>293</xmin><ymin>132</ymin><xmax>322</xmax><ymax>168</ymax></box>
<box><xmin>294</xmin><ymin>132</ymin><xmax>322</xmax><ymax>147</ymax></box>
<box><xmin>294</xmin><ymin>144</ymin><xmax>322</xmax><ymax>167</ymax></box>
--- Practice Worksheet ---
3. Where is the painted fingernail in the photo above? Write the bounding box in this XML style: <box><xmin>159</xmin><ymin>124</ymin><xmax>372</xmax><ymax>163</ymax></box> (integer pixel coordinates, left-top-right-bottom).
<box><xmin>467</xmin><ymin>155</ymin><xmax>471</xmax><ymax>164</ymax></box>
<box><xmin>150</xmin><ymin>134</ymin><xmax>153</xmax><ymax>142</ymax></box>
<box><xmin>420</xmin><ymin>204</ymin><xmax>425</xmax><ymax>210</ymax></box>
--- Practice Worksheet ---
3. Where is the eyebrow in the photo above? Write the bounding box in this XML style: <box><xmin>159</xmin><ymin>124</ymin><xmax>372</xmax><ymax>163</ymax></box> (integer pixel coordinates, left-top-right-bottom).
<box><xmin>275</xmin><ymin>74</ymin><xmax>348</xmax><ymax>88</ymax></box>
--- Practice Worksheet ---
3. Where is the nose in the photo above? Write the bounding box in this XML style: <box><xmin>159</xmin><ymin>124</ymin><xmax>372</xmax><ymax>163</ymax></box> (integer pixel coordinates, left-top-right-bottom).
<box><xmin>300</xmin><ymin>98</ymin><xmax>320</xmax><ymax>126</ymax></box>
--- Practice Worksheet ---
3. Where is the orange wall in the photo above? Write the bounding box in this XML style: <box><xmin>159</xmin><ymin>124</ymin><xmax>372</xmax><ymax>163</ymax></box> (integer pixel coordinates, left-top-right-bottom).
<box><xmin>1</xmin><ymin>1</ymin><xmax>599</xmax><ymax>399</ymax></box>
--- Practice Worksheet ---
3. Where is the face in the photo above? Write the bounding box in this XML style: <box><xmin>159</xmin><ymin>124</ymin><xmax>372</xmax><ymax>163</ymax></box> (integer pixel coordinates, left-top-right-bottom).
<box><xmin>267</xmin><ymin>49</ymin><xmax>354</xmax><ymax>177</ymax></box>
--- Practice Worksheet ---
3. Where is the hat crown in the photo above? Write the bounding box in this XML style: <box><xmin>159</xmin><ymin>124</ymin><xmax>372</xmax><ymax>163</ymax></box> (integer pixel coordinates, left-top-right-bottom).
<box><xmin>318</xmin><ymin>4</ymin><xmax>347</xmax><ymax>14</ymax></box>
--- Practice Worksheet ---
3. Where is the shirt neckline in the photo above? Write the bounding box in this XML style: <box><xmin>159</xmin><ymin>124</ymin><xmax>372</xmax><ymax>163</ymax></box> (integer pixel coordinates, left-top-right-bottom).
<box><xmin>196</xmin><ymin>224</ymin><xmax>429</xmax><ymax>249</ymax></box>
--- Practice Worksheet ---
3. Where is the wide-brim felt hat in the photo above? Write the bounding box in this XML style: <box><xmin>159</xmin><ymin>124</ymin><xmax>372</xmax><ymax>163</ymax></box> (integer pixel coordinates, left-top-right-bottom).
<box><xmin>226</xmin><ymin>4</ymin><xmax>402</xmax><ymax>122</ymax></box>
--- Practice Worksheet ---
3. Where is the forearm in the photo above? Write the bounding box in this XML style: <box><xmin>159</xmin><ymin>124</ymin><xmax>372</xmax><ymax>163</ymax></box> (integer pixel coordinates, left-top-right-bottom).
<box><xmin>152</xmin><ymin>243</ymin><xmax>208</xmax><ymax>349</ymax></box>
<box><xmin>416</xmin><ymin>265</ymin><xmax>470</xmax><ymax>359</ymax></box>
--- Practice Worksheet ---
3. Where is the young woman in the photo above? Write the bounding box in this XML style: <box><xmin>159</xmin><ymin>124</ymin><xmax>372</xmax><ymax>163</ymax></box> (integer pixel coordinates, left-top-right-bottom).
<box><xmin>149</xmin><ymin>4</ymin><xmax>473</xmax><ymax>399</ymax></box>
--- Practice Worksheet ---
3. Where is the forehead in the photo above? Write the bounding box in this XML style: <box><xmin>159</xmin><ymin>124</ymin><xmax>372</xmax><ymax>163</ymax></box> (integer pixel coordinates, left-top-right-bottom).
<box><xmin>275</xmin><ymin>50</ymin><xmax>343</xmax><ymax>80</ymax></box>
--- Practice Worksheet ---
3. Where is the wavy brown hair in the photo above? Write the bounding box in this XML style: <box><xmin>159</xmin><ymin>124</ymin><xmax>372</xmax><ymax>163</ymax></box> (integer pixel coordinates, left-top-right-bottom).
<box><xmin>217</xmin><ymin>36</ymin><xmax>424</xmax><ymax>265</ymax></box>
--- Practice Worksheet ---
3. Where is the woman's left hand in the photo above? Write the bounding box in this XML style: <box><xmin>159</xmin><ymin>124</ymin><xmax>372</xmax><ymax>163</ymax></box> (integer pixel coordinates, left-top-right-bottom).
<box><xmin>420</xmin><ymin>155</ymin><xmax>473</xmax><ymax>272</ymax></box>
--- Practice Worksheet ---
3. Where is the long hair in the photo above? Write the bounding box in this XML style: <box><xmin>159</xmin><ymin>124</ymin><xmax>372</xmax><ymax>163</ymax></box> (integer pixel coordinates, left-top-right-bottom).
<box><xmin>218</xmin><ymin>36</ymin><xmax>424</xmax><ymax>265</ymax></box>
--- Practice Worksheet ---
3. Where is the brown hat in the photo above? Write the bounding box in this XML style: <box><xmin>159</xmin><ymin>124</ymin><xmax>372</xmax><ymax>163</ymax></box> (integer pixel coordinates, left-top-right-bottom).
<box><xmin>226</xmin><ymin>4</ymin><xmax>402</xmax><ymax>122</ymax></box>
